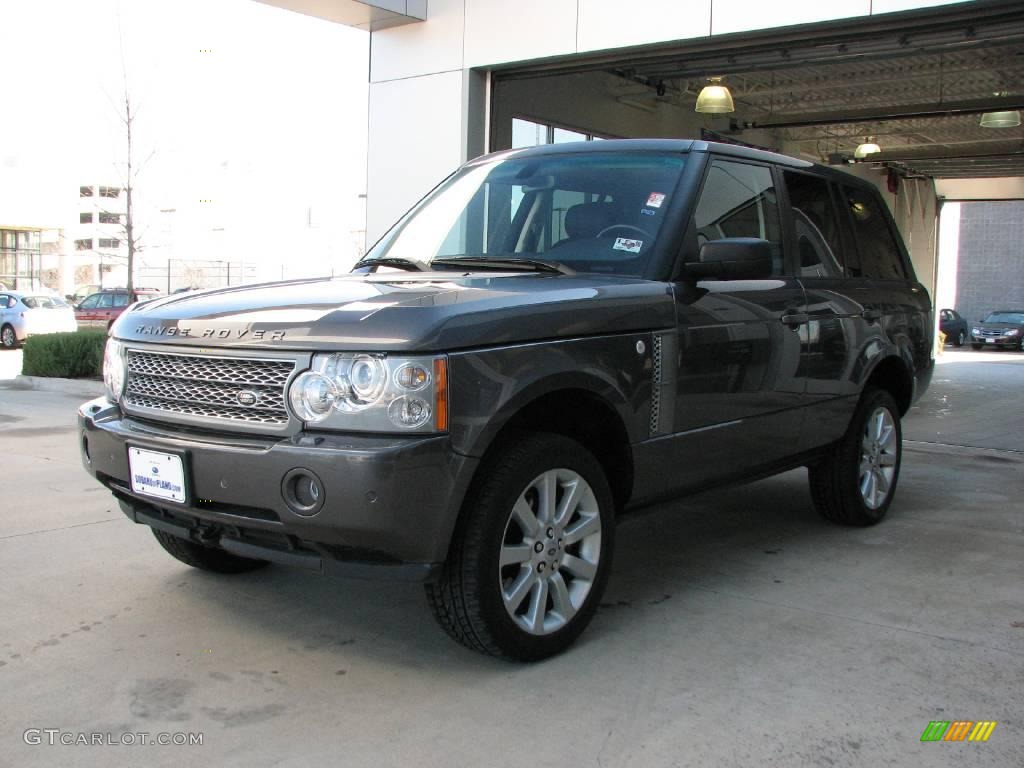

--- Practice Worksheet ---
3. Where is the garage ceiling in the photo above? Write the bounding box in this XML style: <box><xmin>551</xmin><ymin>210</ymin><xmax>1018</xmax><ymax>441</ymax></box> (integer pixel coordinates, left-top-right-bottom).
<box><xmin>504</xmin><ymin>1</ymin><xmax>1024</xmax><ymax>180</ymax></box>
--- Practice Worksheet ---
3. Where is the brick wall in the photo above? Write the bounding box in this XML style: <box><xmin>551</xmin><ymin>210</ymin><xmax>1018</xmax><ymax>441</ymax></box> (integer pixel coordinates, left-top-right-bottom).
<box><xmin>954</xmin><ymin>201</ymin><xmax>1024</xmax><ymax>324</ymax></box>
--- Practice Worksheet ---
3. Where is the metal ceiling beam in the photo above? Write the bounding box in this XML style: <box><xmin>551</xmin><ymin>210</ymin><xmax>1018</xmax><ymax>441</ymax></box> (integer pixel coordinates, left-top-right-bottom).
<box><xmin>737</xmin><ymin>96</ymin><xmax>1024</xmax><ymax>129</ymax></box>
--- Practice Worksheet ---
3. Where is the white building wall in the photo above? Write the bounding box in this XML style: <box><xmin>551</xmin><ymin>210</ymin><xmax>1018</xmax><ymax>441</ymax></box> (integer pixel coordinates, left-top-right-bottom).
<box><xmin>366</xmin><ymin>0</ymin><xmax>967</xmax><ymax>240</ymax></box>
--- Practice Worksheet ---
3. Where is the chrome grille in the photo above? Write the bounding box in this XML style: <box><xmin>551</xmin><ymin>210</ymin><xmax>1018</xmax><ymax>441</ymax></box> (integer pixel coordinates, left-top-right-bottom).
<box><xmin>124</xmin><ymin>350</ymin><xmax>295</xmax><ymax>426</ymax></box>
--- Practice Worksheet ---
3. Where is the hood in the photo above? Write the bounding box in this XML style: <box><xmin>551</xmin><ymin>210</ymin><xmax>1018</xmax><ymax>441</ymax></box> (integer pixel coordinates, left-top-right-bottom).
<box><xmin>111</xmin><ymin>272</ymin><xmax>674</xmax><ymax>351</ymax></box>
<box><xmin>975</xmin><ymin>321</ymin><xmax>1024</xmax><ymax>331</ymax></box>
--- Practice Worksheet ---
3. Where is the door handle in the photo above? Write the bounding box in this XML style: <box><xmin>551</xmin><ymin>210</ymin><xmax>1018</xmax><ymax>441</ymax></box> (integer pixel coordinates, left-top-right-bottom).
<box><xmin>862</xmin><ymin>308</ymin><xmax>882</xmax><ymax>322</ymax></box>
<box><xmin>781</xmin><ymin>312</ymin><xmax>809</xmax><ymax>327</ymax></box>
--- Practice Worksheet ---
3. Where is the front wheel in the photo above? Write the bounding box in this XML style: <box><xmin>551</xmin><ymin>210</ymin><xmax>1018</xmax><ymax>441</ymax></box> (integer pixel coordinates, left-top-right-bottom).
<box><xmin>809</xmin><ymin>388</ymin><xmax>902</xmax><ymax>526</ymax></box>
<box><xmin>971</xmin><ymin>343</ymin><xmax>983</xmax><ymax>350</ymax></box>
<box><xmin>426</xmin><ymin>433</ymin><xmax>615</xmax><ymax>661</ymax></box>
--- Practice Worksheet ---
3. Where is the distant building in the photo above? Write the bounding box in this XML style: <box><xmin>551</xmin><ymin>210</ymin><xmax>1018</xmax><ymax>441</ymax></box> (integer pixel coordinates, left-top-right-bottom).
<box><xmin>73</xmin><ymin>183</ymin><xmax>128</xmax><ymax>289</ymax></box>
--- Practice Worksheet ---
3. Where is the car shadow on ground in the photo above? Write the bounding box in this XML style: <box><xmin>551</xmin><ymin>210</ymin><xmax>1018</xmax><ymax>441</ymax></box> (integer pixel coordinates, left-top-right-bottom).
<box><xmin>159</xmin><ymin>468</ymin><xmax>865</xmax><ymax>668</ymax></box>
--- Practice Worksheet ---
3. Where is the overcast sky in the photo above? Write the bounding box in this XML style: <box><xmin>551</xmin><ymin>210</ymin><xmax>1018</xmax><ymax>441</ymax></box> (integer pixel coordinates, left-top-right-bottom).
<box><xmin>1</xmin><ymin>0</ymin><xmax>370</xmax><ymax>277</ymax></box>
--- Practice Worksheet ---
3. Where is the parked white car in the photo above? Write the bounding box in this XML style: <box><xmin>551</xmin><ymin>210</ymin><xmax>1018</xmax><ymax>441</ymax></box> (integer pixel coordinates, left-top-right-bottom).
<box><xmin>0</xmin><ymin>290</ymin><xmax>78</xmax><ymax>349</ymax></box>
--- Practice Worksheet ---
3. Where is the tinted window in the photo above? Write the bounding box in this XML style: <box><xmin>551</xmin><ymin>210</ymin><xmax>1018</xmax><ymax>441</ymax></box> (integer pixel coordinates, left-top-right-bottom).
<box><xmin>78</xmin><ymin>294</ymin><xmax>100</xmax><ymax>309</ymax></box>
<box><xmin>694</xmin><ymin>159</ymin><xmax>782</xmax><ymax>274</ymax></box>
<box><xmin>112</xmin><ymin>293</ymin><xmax>130</xmax><ymax>307</ymax></box>
<box><xmin>97</xmin><ymin>293</ymin><xmax>115</xmax><ymax>309</ymax></box>
<box><xmin>842</xmin><ymin>187</ymin><xmax>907</xmax><ymax>279</ymax></box>
<box><xmin>783</xmin><ymin>172</ymin><xmax>843</xmax><ymax>278</ymax></box>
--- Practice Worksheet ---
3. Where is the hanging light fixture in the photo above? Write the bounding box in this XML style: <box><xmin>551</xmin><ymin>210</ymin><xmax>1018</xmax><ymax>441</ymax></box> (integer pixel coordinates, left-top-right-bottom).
<box><xmin>695</xmin><ymin>77</ymin><xmax>735</xmax><ymax>114</ymax></box>
<box><xmin>980</xmin><ymin>110</ymin><xmax>1021</xmax><ymax>128</ymax></box>
<box><xmin>854</xmin><ymin>137</ymin><xmax>881</xmax><ymax>159</ymax></box>
<box><xmin>980</xmin><ymin>91</ymin><xmax>1021</xmax><ymax>128</ymax></box>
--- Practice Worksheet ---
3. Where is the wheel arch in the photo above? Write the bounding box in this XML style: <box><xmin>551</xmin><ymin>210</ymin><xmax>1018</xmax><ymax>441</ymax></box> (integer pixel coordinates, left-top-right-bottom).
<box><xmin>470</xmin><ymin>382</ymin><xmax>635</xmax><ymax>513</ymax></box>
<box><xmin>863</xmin><ymin>354</ymin><xmax>914</xmax><ymax>416</ymax></box>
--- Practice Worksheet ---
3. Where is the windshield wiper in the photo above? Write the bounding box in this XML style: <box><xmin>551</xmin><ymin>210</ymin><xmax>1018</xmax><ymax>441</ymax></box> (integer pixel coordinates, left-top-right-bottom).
<box><xmin>353</xmin><ymin>257</ymin><xmax>427</xmax><ymax>272</ymax></box>
<box><xmin>432</xmin><ymin>256</ymin><xmax>574</xmax><ymax>275</ymax></box>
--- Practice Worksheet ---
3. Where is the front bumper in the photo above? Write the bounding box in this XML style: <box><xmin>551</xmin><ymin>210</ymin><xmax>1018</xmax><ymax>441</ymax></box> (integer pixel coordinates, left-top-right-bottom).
<box><xmin>971</xmin><ymin>334</ymin><xmax>1021</xmax><ymax>347</ymax></box>
<box><xmin>78</xmin><ymin>398</ymin><xmax>479</xmax><ymax>580</ymax></box>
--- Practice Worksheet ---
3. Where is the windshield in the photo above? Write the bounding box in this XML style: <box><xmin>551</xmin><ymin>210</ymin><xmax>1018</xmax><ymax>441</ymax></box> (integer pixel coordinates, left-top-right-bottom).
<box><xmin>983</xmin><ymin>312</ymin><xmax>1024</xmax><ymax>324</ymax></box>
<box><xmin>364</xmin><ymin>151</ymin><xmax>686</xmax><ymax>277</ymax></box>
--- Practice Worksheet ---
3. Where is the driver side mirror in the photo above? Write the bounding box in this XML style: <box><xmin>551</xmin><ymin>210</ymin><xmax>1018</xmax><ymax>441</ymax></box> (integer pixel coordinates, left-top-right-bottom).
<box><xmin>684</xmin><ymin>238</ymin><xmax>773</xmax><ymax>280</ymax></box>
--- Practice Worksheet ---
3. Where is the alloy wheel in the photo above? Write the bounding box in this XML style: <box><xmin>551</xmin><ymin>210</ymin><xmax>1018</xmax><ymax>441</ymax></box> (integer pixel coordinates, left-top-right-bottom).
<box><xmin>859</xmin><ymin>406</ymin><xmax>898</xmax><ymax>510</ymax></box>
<box><xmin>498</xmin><ymin>468</ymin><xmax>602</xmax><ymax>636</ymax></box>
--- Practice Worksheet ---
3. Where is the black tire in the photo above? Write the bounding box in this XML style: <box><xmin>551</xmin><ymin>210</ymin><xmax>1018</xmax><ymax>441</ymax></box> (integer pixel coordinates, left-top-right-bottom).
<box><xmin>1</xmin><ymin>324</ymin><xmax>18</xmax><ymax>350</ymax></box>
<box><xmin>971</xmin><ymin>344</ymin><xmax>983</xmax><ymax>350</ymax></box>
<box><xmin>809</xmin><ymin>388</ymin><xmax>902</xmax><ymax>527</ymax></box>
<box><xmin>425</xmin><ymin>432</ymin><xmax>615</xmax><ymax>661</ymax></box>
<box><xmin>954</xmin><ymin>330</ymin><xmax>966</xmax><ymax>347</ymax></box>
<box><xmin>151</xmin><ymin>528</ymin><xmax>269</xmax><ymax>573</ymax></box>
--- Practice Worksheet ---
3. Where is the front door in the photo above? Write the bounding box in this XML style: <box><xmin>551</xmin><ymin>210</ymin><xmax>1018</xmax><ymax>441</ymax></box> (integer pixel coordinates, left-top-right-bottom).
<box><xmin>668</xmin><ymin>157</ymin><xmax>807</xmax><ymax>490</ymax></box>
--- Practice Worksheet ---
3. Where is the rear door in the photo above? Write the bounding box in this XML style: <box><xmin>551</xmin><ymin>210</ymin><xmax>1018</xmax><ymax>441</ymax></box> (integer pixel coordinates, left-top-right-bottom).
<box><xmin>666</xmin><ymin>156</ymin><xmax>808</xmax><ymax>489</ymax></box>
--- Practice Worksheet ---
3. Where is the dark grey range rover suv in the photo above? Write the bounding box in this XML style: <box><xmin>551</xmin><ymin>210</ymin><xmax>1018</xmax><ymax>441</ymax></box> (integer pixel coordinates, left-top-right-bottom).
<box><xmin>79</xmin><ymin>140</ymin><xmax>933</xmax><ymax>660</ymax></box>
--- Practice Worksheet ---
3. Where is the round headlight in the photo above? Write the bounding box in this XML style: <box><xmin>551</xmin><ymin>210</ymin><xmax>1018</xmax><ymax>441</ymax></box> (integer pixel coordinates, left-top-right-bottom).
<box><xmin>289</xmin><ymin>371</ymin><xmax>338</xmax><ymax>422</ymax></box>
<box><xmin>103</xmin><ymin>340</ymin><xmax>125</xmax><ymax>403</ymax></box>
<box><xmin>388</xmin><ymin>396</ymin><xmax>432</xmax><ymax>429</ymax></box>
<box><xmin>394</xmin><ymin>363</ymin><xmax>430</xmax><ymax>391</ymax></box>
<box><xmin>349</xmin><ymin>355</ymin><xmax>388</xmax><ymax>400</ymax></box>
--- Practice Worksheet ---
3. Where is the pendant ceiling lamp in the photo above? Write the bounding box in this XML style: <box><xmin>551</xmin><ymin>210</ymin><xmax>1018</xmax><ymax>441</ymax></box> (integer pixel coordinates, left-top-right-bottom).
<box><xmin>695</xmin><ymin>77</ymin><xmax>735</xmax><ymax>114</ymax></box>
<box><xmin>979</xmin><ymin>110</ymin><xmax>1021</xmax><ymax>128</ymax></box>
<box><xmin>854</xmin><ymin>137</ymin><xmax>881</xmax><ymax>159</ymax></box>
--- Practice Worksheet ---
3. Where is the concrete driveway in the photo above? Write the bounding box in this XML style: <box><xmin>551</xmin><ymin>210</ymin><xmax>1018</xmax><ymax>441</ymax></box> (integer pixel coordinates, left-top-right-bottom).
<box><xmin>1</xmin><ymin>352</ymin><xmax>1021</xmax><ymax>767</ymax></box>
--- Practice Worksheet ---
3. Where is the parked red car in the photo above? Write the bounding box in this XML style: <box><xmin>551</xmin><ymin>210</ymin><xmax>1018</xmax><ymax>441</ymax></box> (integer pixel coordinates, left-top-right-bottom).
<box><xmin>75</xmin><ymin>288</ymin><xmax>163</xmax><ymax>329</ymax></box>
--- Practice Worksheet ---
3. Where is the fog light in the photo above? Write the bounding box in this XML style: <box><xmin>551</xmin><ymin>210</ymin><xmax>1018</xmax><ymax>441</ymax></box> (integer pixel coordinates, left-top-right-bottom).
<box><xmin>281</xmin><ymin>468</ymin><xmax>325</xmax><ymax>516</ymax></box>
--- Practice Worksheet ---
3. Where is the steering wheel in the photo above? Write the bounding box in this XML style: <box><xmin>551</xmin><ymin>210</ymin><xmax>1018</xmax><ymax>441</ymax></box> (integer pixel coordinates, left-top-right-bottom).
<box><xmin>596</xmin><ymin>224</ymin><xmax>648</xmax><ymax>239</ymax></box>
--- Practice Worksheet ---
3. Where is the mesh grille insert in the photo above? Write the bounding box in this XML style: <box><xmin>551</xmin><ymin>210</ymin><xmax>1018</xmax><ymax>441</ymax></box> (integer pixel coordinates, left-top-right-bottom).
<box><xmin>124</xmin><ymin>350</ymin><xmax>295</xmax><ymax>427</ymax></box>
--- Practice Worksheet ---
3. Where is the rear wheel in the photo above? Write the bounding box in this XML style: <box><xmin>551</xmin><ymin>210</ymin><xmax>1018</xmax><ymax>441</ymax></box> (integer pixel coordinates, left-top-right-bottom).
<box><xmin>954</xmin><ymin>330</ymin><xmax>966</xmax><ymax>347</ymax></box>
<box><xmin>1</xmin><ymin>324</ymin><xmax>17</xmax><ymax>350</ymax></box>
<box><xmin>151</xmin><ymin>529</ymin><xmax>269</xmax><ymax>573</ymax></box>
<box><xmin>426</xmin><ymin>432</ymin><xmax>615</xmax><ymax>661</ymax></box>
<box><xmin>809</xmin><ymin>388</ymin><xmax>902</xmax><ymax>526</ymax></box>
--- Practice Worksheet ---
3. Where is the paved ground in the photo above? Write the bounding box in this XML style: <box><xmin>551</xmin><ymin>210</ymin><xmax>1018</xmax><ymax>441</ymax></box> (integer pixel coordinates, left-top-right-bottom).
<box><xmin>1</xmin><ymin>352</ymin><xmax>1021</xmax><ymax>767</ymax></box>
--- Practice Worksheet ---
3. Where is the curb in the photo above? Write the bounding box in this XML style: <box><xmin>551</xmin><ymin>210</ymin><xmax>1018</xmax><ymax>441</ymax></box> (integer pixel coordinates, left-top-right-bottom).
<box><xmin>7</xmin><ymin>375</ymin><xmax>105</xmax><ymax>397</ymax></box>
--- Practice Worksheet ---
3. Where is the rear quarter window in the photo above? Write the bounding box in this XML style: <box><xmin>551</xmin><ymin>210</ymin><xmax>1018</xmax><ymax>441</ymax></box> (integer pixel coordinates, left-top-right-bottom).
<box><xmin>842</xmin><ymin>186</ymin><xmax>908</xmax><ymax>280</ymax></box>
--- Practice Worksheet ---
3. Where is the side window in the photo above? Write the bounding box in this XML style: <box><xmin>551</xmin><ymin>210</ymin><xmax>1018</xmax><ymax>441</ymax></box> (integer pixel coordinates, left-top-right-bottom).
<box><xmin>842</xmin><ymin>186</ymin><xmax>907</xmax><ymax>279</ymax></box>
<box><xmin>78</xmin><ymin>294</ymin><xmax>100</xmax><ymax>309</ymax></box>
<box><xmin>782</xmin><ymin>171</ymin><xmax>843</xmax><ymax>278</ymax></box>
<box><xmin>693</xmin><ymin>159</ymin><xmax>782</xmax><ymax>274</ymax></box>
<box><xmin>0</xmin><ymin>294</ymin><xmax>8</xmax><ymax>309</ymax></box>
<box><xmin>97</xmin><ymin>293</ymin><xmax>115</xmax><ymax>309</ymax></box>
<box><xmin>113</xmin><ymin>293</ymin><xmax>130</xmax><ymax>307</ymax></box>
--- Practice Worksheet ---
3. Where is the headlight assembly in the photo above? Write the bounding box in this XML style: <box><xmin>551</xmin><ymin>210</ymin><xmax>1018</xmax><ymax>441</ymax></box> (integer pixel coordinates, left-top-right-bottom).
<box><xmin>288</xmin><ymin>353</ymin><xmax>447</xmax><ymax>433</ymax></box>
<box><xmin>102</xmin><ymin>339</ymin><xmax>126</xmax><ymax>403</ymax></box>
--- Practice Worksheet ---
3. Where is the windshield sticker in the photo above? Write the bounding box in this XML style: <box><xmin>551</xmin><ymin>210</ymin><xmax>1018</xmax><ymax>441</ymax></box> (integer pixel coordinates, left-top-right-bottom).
<box><xmin>646</xmin><ymin>192</ymin><xmax>666</xmax><ymax>208</ymax></box>
<box><xmin>613</xmin><ymin>237</ymin><xmax>643</xmax><ymax>253</ymax></box>
<box><xmin>640</xmin><ymin>208</ymin><xmax>656</xmax><ymax>216</ymax></box>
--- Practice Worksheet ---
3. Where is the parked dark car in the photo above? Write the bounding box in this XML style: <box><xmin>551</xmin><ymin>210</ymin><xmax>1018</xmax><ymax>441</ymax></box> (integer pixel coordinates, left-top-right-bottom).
<box><xmin>79</xmin><ymin>140</ymin><xmax>933</xmax><ymax>660</ymax></box>
<box><xmin>75</xmin><ymin>288</ymin><xmax>163</xmax><ymax>330</ymax></box>
<box><xmin>970</xmin><ymin>310</ymin><xmax>1024</xmax><ymax>350</ymax></box>
<box><xmin>939</xmin><ymin>308</ymin><xmax>968</xmax><ymax>346</ymax></box>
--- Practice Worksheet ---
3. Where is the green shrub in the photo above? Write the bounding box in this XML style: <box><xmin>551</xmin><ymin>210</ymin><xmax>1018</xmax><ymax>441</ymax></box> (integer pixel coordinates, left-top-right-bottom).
<box><xmin>21</xmin><ymin>331</ymin><xmax>108</xmax><ymax>379</ymax></box>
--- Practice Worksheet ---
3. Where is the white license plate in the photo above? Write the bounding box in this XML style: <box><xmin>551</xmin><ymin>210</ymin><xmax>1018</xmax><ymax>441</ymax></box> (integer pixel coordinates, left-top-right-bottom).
<box><xmin>128</xmin><ymin>447</ymin><xmax>187</xmax><ymax>503</ymax></box>
<box><xmin>986</xmin><ymin>338</ymin><xmax>995</xmax><ymax>343</ymax></box>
